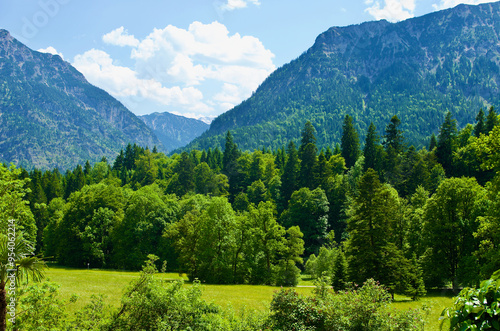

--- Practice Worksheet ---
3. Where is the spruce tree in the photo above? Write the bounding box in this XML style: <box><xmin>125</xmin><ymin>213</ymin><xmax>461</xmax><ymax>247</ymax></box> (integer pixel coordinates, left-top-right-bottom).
<box><xmin>281</xmin><ymin>141</ymin><xmax>300</xmax><ymax>207</ymax></box>
<box><xmin>429</xmin><ymin>133</ymin><xmax>437</xmax><ymax>151</ymax></box>
<box><xmin>345</xmin><ymin>169</ymin><xmax>405</xmax><ymax>288</ymax></box>
<box><xmin>331</xmin><ymin>249</ymin><xmax>348</xmax><ymax>291</ymax></box>
<box><xmin>486</xmin><ymin>106</ymin><xmax>499</xmax><ymax>133</ymax></box>
<box><xmin>299</xmin><ymin>121</ymin><xmax>318</xmax><ymax>189</ymax></box>
<box><xmin>363</xmin><ymin>122</ymin><xmax>382</xmax><ymax>173</ymax></box>
<box><xmin>474</xmin><ymin>108</ymin><xmax>486</xmax><ymax>137</ymax></box>
<box><xmin>222</xmin><ymin>131</ymin><xmax>241</xmax><ymax>197</ymax></box>
<box><xmin>173</xmin><ymin>152</ymin><xmax>195</xmax><ymax>196</ymax></box>
<box><xmin>113</xmin><ymin>150</ymin><xmax>124</xmax><ymax>172</ymax></box>
<box><xmin>436</xmin><ymin>112</ymin><xmax>458</xmax><ymax>176</ymax></box>
<box><xmin>340</xmin><ymin>115</ymin><xmax>360</xmax><ymax>168</ymax></box>
<box><xmin>384</xmin><ymin>115</ymin><xmax>405</xmax><ymax>154</ymax></box>
<box><xmin>315</xmin><ymin>150</ymin><xmax>331</xmax><ymax>188</ymax></box>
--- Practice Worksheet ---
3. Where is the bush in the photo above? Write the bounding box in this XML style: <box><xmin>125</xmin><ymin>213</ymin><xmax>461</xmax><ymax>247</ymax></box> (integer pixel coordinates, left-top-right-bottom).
<box><xmin>268</xmin><ymin>278</ymin><xmax>426</xmax><ymax>331</ymax></box>
<box><xmin>440</xmin><ymin>269</ymin><xmax>500</xmax><ymax>330</ymax></box>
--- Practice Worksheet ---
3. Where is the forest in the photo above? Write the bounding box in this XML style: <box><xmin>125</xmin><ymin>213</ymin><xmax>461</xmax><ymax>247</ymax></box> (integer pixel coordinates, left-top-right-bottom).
<box><xmin>1</xmin><ymin>106</ymin><xmax>500</xmax><ymax>330</ymax></box>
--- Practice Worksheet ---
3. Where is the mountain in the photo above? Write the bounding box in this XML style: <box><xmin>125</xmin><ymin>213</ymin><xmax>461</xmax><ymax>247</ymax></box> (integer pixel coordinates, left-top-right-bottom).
<box><xmin>185</xmin><ymin>2</ymin><xmax>500</xmax><ymax>152</ymax></box>
<box><xmin>0</xmin><ymin>29</ymin><xmax>162</xmax><ymax>170</ymax></box>
<box><xmin>139</xmin><ymin>112</ymin><xmax>209</xmax><ymax>152</ymax></box>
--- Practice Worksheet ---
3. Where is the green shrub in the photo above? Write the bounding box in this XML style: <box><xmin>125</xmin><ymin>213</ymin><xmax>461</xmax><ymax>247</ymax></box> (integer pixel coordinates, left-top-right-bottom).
<box><xmin>440</xmin><ymin>269</ymin><xmax>500</xmax><ymax>330</ymax></box>
<box><xmin>268</xmin><ymin>278</ymin><xmax>425</xmax><ymax>331</ymax></box>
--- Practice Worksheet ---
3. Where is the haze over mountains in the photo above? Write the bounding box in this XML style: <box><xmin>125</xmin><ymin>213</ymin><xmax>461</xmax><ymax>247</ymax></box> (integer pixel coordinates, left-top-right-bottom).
<box><xmin>1</xmin><ymin>2</ymin><xmax>500</xmax><ymax>169</ymax></box>
<box><xmin>185</xmin><ymin>2</ymin><xmax>500</xmax><ymax>152</ymax></box>
<box><xmin>139</xmin><ymin>112</ymin><xmax>209</xmax><ymax>152</ymax></box>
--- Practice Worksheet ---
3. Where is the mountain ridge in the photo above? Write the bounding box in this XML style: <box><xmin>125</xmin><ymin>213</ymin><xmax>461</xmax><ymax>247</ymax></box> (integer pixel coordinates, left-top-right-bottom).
<box><xmin>139</xmin><ymin>112</ymin><xmax>209</xmax><ymax>153</ymax></box>
<box><xmin>0</xmin><ymin>29</ymin><xmax>163</xmax><ymax>170</ymax></box>
<box><xmin>185</xmin><ymin>2</ymin><xmax>500</xmax><ymax>152</ymax></box>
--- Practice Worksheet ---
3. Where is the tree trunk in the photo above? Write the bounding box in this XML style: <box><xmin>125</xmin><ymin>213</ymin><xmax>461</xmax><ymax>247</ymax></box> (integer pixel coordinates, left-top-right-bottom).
<box><xmin>0</xmin><ymin>282</ymin><xmax>7</xmax><ymax>331</ymax></box>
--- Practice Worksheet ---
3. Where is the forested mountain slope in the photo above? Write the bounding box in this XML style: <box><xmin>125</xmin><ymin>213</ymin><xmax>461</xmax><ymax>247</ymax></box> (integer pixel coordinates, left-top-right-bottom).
<box><xmin>0</xmin><ymin>29</ymin><xmax>162</xmax><ymax>170</ymax></box>
<box><xmin>139</xmin><ymin>112</ymin><xmax>209</xmax><ymax>153</ymax></box>
<box><xmin>185</xmin><ymin>1</ymin><xmax>500</xmax><ymax>152</ymax></box>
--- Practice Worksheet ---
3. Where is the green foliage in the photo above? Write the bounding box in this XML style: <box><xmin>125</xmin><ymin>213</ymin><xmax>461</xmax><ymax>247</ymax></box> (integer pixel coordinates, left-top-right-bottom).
<box><xmin>437</xmin><ymin>112</ymin><xmax>458</xmax><ymax>176</ymax></box>
<box><xmin>183</xmin><ymin>6</ymin><xmax>500</xmax><ymax>158</ymax></box>
<box><xmin>440</xmin><ymin>270</ymin><xmax>500</xmax><ymax>331</ymax></box>
<box><xmin>268</xmin><ymin>278</ymin><xmax>425</xmax><ymax>331</ymax></box>
<box><xmin>13</xmin><ymin>282</ymin><xmax>73</xmax><ymax>330</ymax></box>
<box><xmin>341</xmin><ymin>115</ymin><xmax>360</xmax><ymax>169</ymax></box>
<box><xmin>0</xmin><ymin>164</ymin><xmax>37</xmax><ymax>242</ymax></box>
<box><xmin>281</xmin><ymin>187</ymin><xmax>329</xmax><ymax>255</ymax></box>
<box><xmin>57</xmin><ymin>183</ymin><xmax>126</xmax><ymax>268</ymax></box>
<box><xmin>474</xmin><ymin>176</ymin><xmax>500</xmax><ymax>280</ymax></box>
<box><xmin>114</xmin><ymin>185</ymin><xmax>178</xmax><ymax>270</ymax></box>
<box><xmin>274</xmin><ymin>226</ymin><xmax>304</xmax><ymax>287</ymax></box>
<box><xmin>422</xmin><ymin>177</ymin><xmax>486</xmax><ymax>289</ymax></box>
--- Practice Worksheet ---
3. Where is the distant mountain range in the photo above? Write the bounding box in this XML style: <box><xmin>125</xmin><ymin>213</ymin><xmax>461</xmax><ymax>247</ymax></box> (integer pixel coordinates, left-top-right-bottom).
<box><xmin>0</xmin><ymin>30</ymin><xmax>206</xmax><ymax>170</ymax></box>
<box><xmin>2</xmin><ymin>1</ymin><xmax>500</xmax><ymax>169</ymax></box>
<box><xmin>185</xmin><ymin>2</ymin><xmax>500</xmax><ymax>152</ymax></box>
<box><xmin>139</xmin><ymin>112</ymin><xmax>209</xmax><ymax>153</ymax></box>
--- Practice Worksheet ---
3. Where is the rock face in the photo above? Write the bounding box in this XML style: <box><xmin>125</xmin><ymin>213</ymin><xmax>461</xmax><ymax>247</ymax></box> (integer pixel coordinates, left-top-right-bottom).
<box><xmin>185</xmin><ymin>2</ymin><xmax>500</xmax><ymax>152</ymax></box>
<box><xmin>0</xmin><ymin>29</ymin><xmax>162</xmax><ymax>170</ymax></box>
<box><xmin>139</xmin><ymin>112</ymin><xmax>209</xmax><ymax>153</ymax></box>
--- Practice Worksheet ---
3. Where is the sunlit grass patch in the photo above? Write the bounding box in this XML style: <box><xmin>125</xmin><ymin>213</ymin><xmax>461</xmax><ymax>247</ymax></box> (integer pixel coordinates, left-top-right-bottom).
<box><xmin>46</xmin><ymin>266</ymin><xmax>453</xmax><ymax>329</ymax></box>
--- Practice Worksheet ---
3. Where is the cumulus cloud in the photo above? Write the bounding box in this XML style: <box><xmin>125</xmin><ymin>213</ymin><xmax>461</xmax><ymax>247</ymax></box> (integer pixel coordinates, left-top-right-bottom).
<box><xmin>72</xmin><ymin>21</ymin><xmax>275</xmax><ymax>118</ymax></box>
<box><xmin>37</xmin><ymin>46</ymin><xmax>64</xmax><ymax>59</ymax></box>
<box><xmin>365</xmin><ymin>0</ymin><xmax>416</xmax><ymax>22</ymax></box>
<box><xmin>102</xmin><ymin>26</ymin><xmax>140</xmax><ymax>47</ymax></box>
<box><xmin>432</xmin><ymin>0</ymin><xmax>493</xmax><ymax>10</ymax></box>
<box><xmin>73</xmin><ymin>49</ymin><xmax>207</xmax><ymax>112</ymax></box>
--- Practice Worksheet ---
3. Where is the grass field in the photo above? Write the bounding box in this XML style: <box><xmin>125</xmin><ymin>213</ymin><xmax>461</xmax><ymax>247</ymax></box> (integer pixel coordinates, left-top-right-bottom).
<box><xmin>45</xmin><ymin>266</ymin><xmax>453</xmax><ymax>329</ymax></box>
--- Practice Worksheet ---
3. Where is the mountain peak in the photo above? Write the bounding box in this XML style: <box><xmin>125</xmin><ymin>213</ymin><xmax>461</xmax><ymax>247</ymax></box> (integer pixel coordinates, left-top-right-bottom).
<box><xmin>0</xmin><ymin>30</ymin><xmax>162</xmax><ymax>170</ymax></box>
<box><xmin>185</xmin><ymin>1</ymin><xmax>500</xmax><ymax>153</ymax></box>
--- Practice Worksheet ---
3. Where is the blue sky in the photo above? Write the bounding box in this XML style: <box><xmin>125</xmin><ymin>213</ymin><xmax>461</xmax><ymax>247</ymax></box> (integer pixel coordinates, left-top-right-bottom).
<box><xmin>0</xmin><ymin>0</ymin><xmax>495</xmax><ymax>121</ymax></box>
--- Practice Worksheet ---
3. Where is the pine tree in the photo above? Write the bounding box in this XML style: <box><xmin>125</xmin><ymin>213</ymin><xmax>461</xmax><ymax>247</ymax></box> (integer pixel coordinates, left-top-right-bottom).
<box><xmin>384</xmin><ymin>115</ymin><xmax>405</xmax><ymax>154</ymax></box>
<box><xmin>113</xmin><ymin>150</ymin><xmax>124</xmax><ymax>172</ymax></box>
<box><xmin>315</xmin><ymin>150</ymin><xmax>331</xmax><ymax>188</ymax></box>
<box><xmin>331</xmin><ymin>249</ymin><xmax>348</xmax><ymax>291</ymax></box>
<box><xmin>124</xmin><ymin>143</ymin><xmax>135</xmax><ymax>170</ymax></box>
<box><xmin>83</xmin><ymin>160</ymin><xmax>92</xmax><ymax>176</ymax></box>
<box><xmin>281</xmin><ymin>141</ymin><xmax>300</xmax><ymax>208</ymax></box>
<box><xmin>486</xmin><ymin>106</ymin><xmax>499</xmax><ymax>133</ymax></box>
<box><xmin>436</xmin><ymin>112</ymin><xmax>458</xmax><ymax>176</ymax></box>
<box><xmin>325</xmin><ymin>146</ymin><xmax>333</xmax><ymax>160</ymax></box>
<box><xmin>172</xmin><ymin>152</ymin><xmax>195</xmax><ymax>196</ymax></box>
<box><xmin>345</xmin><ymin>169</ymin><xmax>402</xmax><ymax>286</ymax></box>
<box><xmin>222</xmin><ymin>131</ymin><xmax>241</xmax><ymax>198</ymax></box>
<box><xmin>429</xmin><ymin>133</ymin><xmax>437</xmax><ymax>151</ymax></box>
<box><xmin>474</xmin><ymin>108</ymin><xmax>486</xmax><ymax>137</ymax></box>
<box><xmin>299</xmin><ymin>122</ymin><xmax>318</xmax><ymax>189</ymax></box>
<box><xmin>341</xmin><ymin>115</ymin><xmax>360</xmax><ymax>168</ymax></box>
<box><xmin>363</xmin><ymin>122</ymin><xmax>383</xmax><ymax>173</ymax></box>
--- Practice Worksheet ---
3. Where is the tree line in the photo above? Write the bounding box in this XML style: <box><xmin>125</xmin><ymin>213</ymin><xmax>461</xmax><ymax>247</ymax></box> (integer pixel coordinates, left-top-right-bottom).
<box><xmin>1</xmin><ymin>106</ymin><xmax>499</xmax><ymax>295</ymax></box>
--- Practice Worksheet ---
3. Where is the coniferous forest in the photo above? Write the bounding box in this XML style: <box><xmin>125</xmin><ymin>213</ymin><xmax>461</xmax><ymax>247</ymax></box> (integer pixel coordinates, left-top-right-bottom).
<box><xmin>1</xmin><ymin>106</ymin><xmax>500</xmax><ymax>329</ymax></box>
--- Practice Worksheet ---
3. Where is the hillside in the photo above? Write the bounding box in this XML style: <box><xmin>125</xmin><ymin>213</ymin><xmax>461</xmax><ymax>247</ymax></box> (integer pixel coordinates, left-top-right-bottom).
<box><xmin>185</xmin><ymin>2</ymin><xmax>500</xmax><ymax>151</ymax></box>
<box><xmin>139</xmin><ymin>112</ymin><xmax>209</xmax><ymax>153</ymax></box>
<box><xmin>0</xmin><ymin>29</ymin><xmax>162</xmax><ymax>170</ymax></box>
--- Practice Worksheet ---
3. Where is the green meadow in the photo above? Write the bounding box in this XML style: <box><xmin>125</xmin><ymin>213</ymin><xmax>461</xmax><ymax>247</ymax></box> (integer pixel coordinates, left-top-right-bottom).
<box><xmin>45</xmin><ymin>266</ymin><xmax>453</xmax><ymax>329</ymax></box>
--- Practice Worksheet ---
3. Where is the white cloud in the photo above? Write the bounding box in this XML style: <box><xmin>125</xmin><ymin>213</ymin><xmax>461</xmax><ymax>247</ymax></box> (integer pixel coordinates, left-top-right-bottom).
<box><xmin>365</xmin><ymin>0</ymin><xmax>416</xmax><ymax>22</ymax></box>
<box><xmin>72</xmin><ymin>21</ymin><xmax>275</xmax><ymax>118</ymax></box>
<box><xmin>219</xmin><ymin>0</ymin><xmax>260</xmax><ymax>11</ymax></box>
<box><xmin>102</xmin><ymin>26</ymin><xmax>140</xmax><ymax>47</ymax></box>
<box><xmin>37</xmin><ymin>46</ymin><xmax>64</xmax><ymax>59</ymax></box>
<box><xmin>432</xmin><ymin>0</ymin><xmax>493</xmax><ymax>10</ymax></box>
<box><xmin>73</xmin><ymin>49</ymin><xmax>207</xmax><ymax>112</ymax></box>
